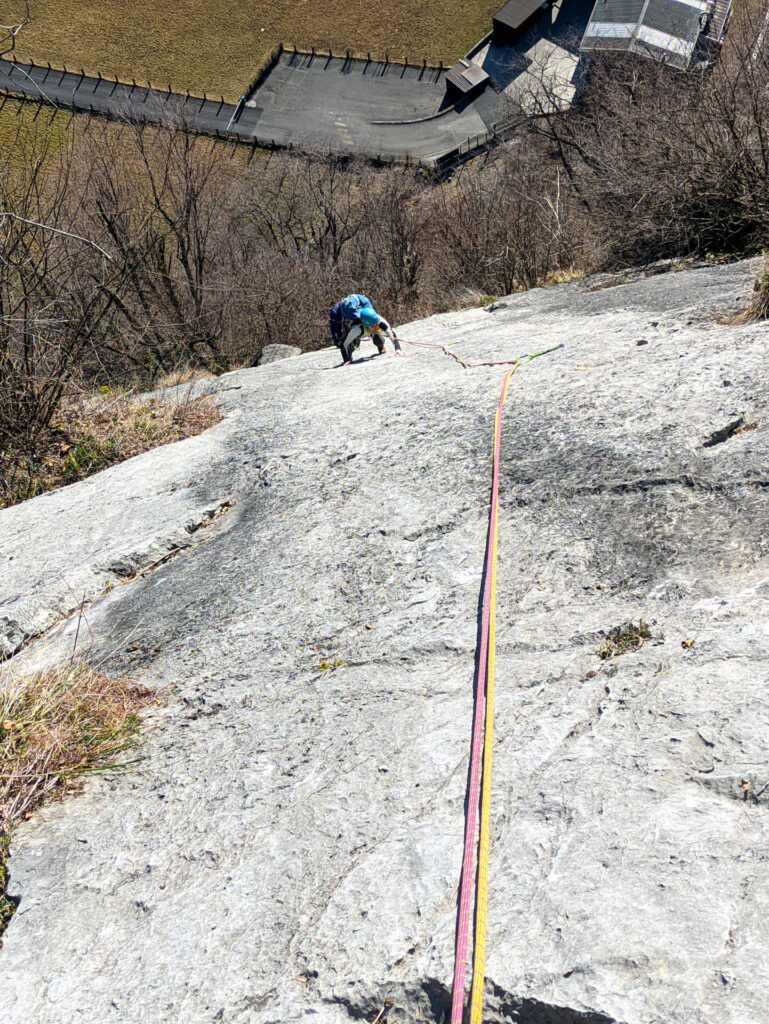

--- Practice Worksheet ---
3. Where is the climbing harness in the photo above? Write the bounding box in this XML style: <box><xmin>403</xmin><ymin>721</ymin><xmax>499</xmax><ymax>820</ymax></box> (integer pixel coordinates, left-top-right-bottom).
<box><xmin>392</xmin><ymin>334</ymin><xmax>560</xmax><ymax>1024</ymax></box>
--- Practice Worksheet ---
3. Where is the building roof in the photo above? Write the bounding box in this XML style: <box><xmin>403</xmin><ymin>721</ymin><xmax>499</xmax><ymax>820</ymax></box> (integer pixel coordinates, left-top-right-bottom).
<box><xmin>493</xmin><ymin>0</ymin><xmax>547</xmax><ymax>32</ymax></box>
<box><xmin>580</xmin><ymin>0</ymin><xmax>714</xmax><ymax>68</ymax></box>
<box><xmin>445</xmin><ymin>58</ymin><xmax>490</xmax><ymax>94</ymax></box>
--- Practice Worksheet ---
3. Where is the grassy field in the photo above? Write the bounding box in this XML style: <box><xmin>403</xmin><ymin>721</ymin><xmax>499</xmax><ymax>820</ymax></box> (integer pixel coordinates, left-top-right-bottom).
<box><xmin>0</xmin><ymin>95</ymin><xmax>72</xmax><ymax>158</ymax></box>
<box><xmin>1</xmin><ymin>0</ymin><xmax>499</xmax><ymax>100</ymax></box>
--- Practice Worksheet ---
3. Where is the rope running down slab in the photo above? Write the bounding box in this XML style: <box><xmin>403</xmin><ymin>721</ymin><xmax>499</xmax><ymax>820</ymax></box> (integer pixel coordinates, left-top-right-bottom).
<box><xmin>392</xmin><ymin>334</ymin><xmax>560</xmax><ymax>1024</ymax></box>
<box><xmin>450</xmin><ymin>362</ymin><xmax>516</xmax><ymax>1024</ymax></box>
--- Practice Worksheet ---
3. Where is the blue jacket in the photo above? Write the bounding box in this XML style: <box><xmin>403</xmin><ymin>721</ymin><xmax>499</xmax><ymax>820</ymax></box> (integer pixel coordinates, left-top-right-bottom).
<box><xmin>329</xmin><ymin>294</ymin><xmax>373</xmax><ymax>344</ymax></box>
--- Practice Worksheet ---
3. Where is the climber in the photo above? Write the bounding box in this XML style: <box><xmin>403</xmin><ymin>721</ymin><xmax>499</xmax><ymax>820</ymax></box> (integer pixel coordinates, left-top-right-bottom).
<box><xmin>329</xmin><ymin>294</ymin><xmax>403</xmax><ymax>365</ymax></box>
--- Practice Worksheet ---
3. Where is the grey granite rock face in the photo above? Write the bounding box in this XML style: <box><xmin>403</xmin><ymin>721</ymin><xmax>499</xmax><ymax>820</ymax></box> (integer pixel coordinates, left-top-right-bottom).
<box><xmin>1</xmin><ymin>259</ymin><xmax>768</xmax><ymax>1024</ymax></box>
<box><xmin>257</xmin><ymin>343</ymin><xmax>302</xmax><ymax>365</ymax></box>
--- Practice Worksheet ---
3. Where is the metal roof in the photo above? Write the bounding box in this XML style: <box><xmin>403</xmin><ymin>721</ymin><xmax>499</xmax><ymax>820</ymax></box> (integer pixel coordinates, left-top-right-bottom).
<box><xmin>493</xmin><ymin>0</ymin><xmax>547</xmax><ymax>33</ymax></box>
<box><xmin>580</xmin><ymin>0</ymin><xmax>714</xmax><ymax>68</ymax></box>
<box><xmin>445</xmin><ymin>58</ymin><xmax>490</xmax><ymax>93</ymax></box>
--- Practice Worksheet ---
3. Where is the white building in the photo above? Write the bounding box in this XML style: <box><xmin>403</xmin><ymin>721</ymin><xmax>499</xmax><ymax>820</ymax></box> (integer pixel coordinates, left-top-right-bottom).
<box><xmin>580</xmin><ymin>0</ymin><xmax>732</xmax><ymax>68</ymax></box>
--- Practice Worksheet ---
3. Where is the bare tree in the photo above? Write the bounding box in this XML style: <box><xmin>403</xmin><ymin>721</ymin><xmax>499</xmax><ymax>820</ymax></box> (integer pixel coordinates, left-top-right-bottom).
<box><xmin>0</xmin><ymin>0</ymin><xmax>29</xmax><ymax>59</ymax></box>
<box><xmin>520</xmin><ymin>2</ymin><xmax>769</xmax><ymax>265</ymax></box>
<box><xmin>80</xmin><ymin>122</ymin><xmax>235</xmax><ymax>376</ymax></box>
<box><xmin>237</xmin><ymin>149</ymin><xmax>367</xmax><ymax>263</ymax></box>
<box><xmin>0</xmin><ymin>130</ymin><xmax>125</xmax><ymax>449</ymax></box>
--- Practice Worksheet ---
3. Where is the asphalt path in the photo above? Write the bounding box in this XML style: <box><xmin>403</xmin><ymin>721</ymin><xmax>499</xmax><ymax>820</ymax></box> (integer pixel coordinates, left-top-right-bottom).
<box><xmin>0</xmin><ymin>59</ymin><xmax>263</xmax><ymax>141</ymax></box>
<box><xmin>0</xmin><ymin>53</ymin><xmax>501</xmax><ymax>163</ymax></box>
<box><xmin>248</xmin><ymin>52</ymin><xmax>502</xmax><ymax>161</ymax></box>
<box><xmin>0</xmin><ymin>2</ymin><xmax>596</xmax><ymax>161</ymax></box>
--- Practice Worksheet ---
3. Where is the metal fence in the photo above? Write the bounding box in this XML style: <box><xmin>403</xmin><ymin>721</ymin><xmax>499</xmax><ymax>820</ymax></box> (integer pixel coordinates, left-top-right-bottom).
<box><xmin>283</xmin><ymin>42</ymin><xmax>451</xmax><ymax>72</ymax></box>
<box><xmin>0</xmin><ymin>50</ymin><xmax>524</xmax><ymax>174</ymax></box>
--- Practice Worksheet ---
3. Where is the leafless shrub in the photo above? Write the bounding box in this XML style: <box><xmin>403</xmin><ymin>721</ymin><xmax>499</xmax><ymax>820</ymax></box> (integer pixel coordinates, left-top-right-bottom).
<box><xmin>728</xmin><ymin>254</ymin><xmax>769</xmax><ymax>324</ymax></box>
<box><xmin>425</xmin><ymin>141</ymin><xmax>575</xmax><ymax>299</ymax></box>
<box><xmin>0</xmin><ymin>130</ymin><xmax>126</xmax><ymax>446</ymax></box>
<box><xmin>522</xmin><ymin>2</ymin><xmax>769</xmax><ymax>266</ymax></box>
<box><xmin>77</xmin><ymin>122</ymin><xmax>236</xmax><ymax>377</ymax></box>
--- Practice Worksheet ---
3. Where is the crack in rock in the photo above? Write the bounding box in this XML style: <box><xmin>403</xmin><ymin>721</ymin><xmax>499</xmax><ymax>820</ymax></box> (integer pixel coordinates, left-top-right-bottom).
<box><xmin>325</xmin><ymin>978</ymin><xmax>618</xmax><ymax>1024</ymax></box>
<box><xmin>691</xmin><ymin>772</ymin><xmax>769</xmax><ymax>806</ymax></box>
<box><xmin>0</xmin><ymin>498</ymin><xmax>232</xmax><ymax>662</ymax></box>
<box><xmin>508</xmin><ymin>474</ymin><xmax>769</xmax><ymax>508</ymax></box>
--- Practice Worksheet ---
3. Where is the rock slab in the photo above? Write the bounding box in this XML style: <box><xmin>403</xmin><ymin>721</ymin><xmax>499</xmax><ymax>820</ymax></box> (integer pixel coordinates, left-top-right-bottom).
<box><xmin>1</xmin><ymin>260</ymin><xmax>768</xmax><ymax>1024</ymax></box>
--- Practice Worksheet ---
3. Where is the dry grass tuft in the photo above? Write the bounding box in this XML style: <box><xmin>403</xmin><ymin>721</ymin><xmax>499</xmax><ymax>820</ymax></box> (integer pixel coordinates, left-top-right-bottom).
<box><xmin>0</xmin><ymin>661</ymin><xmax>152</xmax><ymax>939</ymax></box>
<box><xmin>0</xmin><ymin>98</ymin><xmax>73</xmax><ymax>162</ymax></box>
<box><xmin>597</xmin><ymin>621</ymin><xmax>652</xmax><ymax>660</ymax></box>
<box><xmin>153</xmin><ymin>368</ymin><xmax>215</xmax><ymax>391</ymax></box>
<box><xmin>728</xmin><ymin>256</ymin><xmax>769</xmax><ymax>324</ymax></box>
<box><xmin>1</xmin><ymin>387</ymin><xmax>220</xmax><ymax>509</ymax></box>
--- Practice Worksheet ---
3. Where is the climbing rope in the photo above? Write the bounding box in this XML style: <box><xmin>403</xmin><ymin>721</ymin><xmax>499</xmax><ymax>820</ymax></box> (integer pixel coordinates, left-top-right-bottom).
<box><xmin>391</xmin><ymin>334</ymin><xmax>561</xmax><ymax>1024</ymax></box>
<box><xmin>450</xmin><ymin>360</ymin><xmax>516</xmax><ymax>1024</ymax></box>
<box><xmin>393</xmin><ymin>334</ymin><xmax>561</xmax><ymax>371</ymax></box>
<box><xmin>394</xmin><ymin>335</ymin><xmax>522</xmax><ymax>369</ymax></box>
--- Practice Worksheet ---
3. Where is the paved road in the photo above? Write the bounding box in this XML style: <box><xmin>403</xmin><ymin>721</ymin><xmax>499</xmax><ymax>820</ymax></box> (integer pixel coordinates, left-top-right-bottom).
<box><xmin>0</xmin><ymin>59</ymin><xmax>264</xmax><ymax>142</ymax></box>
<box><xmin>0</xmin><ymin>0</ymin><xmax>591</xmax><ymax>162</ymax></box>
<box><xmin>0</xmin><ymin>53</ymin><xmax>502</xmax><ymax>163</ymax></box>
<box><xmin>248</xmin><ymin>51</ymin><xmax>501</xmax><ymax>161</ymax></box>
